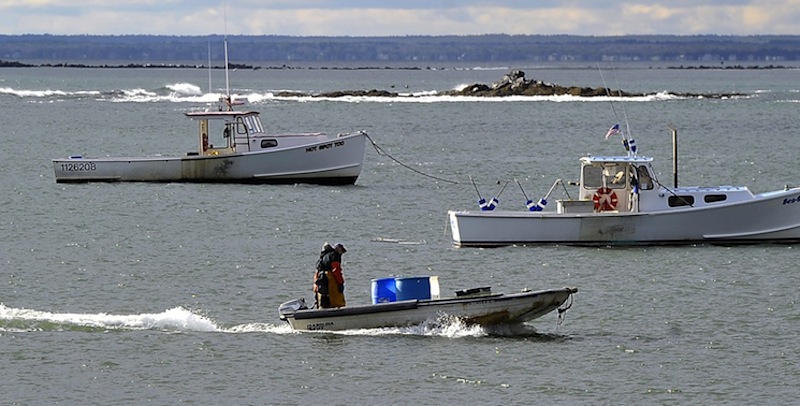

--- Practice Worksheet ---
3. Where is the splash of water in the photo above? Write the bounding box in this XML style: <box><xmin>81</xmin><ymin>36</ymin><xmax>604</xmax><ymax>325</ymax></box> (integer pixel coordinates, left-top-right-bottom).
<box><xmin>0</xmin><ymin>303</ymin><xmax>219</xmax><ymax>333</ymax></box>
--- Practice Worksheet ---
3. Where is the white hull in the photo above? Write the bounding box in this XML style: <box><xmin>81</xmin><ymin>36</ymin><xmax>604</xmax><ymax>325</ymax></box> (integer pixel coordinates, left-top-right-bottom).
<box><xmin>54</xmin><ymin>132</ymin><xmax>366</xmax><ymax>185</ymax></box>
<box><xmin>450</xmin><ymin>188</ymin><xmax>800</xmax><ymax>246</ymax></box>
<box><xmin>279</xmin><ymin>287</ymin><xmax>576</xmax><ymax>332</ymax></box>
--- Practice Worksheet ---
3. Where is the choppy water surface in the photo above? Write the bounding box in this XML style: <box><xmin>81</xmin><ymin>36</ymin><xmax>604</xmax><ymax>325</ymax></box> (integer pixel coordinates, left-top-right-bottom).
<box><xmin>1</xmin><ymin>62</ymin><xmax>799</xmax><ymax>405</ymax></box>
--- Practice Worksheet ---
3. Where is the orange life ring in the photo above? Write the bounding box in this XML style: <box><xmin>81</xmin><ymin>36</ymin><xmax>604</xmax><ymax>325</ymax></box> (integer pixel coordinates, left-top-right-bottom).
<box><xmin>592</xmin><ymin>187</ymin><xmax>618</xmax><ymax>211</ymax></box>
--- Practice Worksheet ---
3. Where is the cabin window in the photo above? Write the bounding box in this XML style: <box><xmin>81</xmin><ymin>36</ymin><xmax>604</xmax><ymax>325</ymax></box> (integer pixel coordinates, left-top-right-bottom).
<box><xmin>205</xmin><ymin>119</ymin><xmax>231</xmax><ymax>149</ymax></box>
<box><xmin>704</xmin><ymin>194</ymin><xmax>727</xmax><ymax>203</ymax></box>
<box><xmin>635</xmin><ymin>165</ymin><xmax>654</xmax><ymax>190</ymax></box>
<box><xmin>583</xmin><ymin>163</ymin><xmax>626</xmax><ymax>190</ymax></box>
<box><xmin>607</xmin><ymin>166</ymin><xmax>627</xmax><ymax>187</ymax></box>
<box><xmin>240</xmin><ymin>116</ymin><xmax>263</xmax><ymax>134</ymax></box>
<box><xmin>251</xmin><ymin>116</ymin><xmax>264</xmax><ymax>133</ymax></box>
<box><xmin>261</xmin><ymin>139</ymin><xmax>278</xmax><ymax>148</ymax></box>
<box><xmin>583</xmin><ymin>165</ymin><xmax>604</xmax><ymax>189</ymax></box>
<box><xmin>236</xmin><ymin>117</ymin><xmax>249</xmax><ymax>134</ymax></box>
<box><xmin>668</xmin><ymin>195</ymin><xmax>694</xmax><ymax>207</ymax></box>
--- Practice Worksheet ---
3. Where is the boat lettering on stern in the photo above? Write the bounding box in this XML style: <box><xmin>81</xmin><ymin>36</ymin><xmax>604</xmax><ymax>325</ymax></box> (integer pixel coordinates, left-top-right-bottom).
<box><xmin>306</xmin><ymin>321</ymin><xmax>335</xmax><ymax>331</ymax></box>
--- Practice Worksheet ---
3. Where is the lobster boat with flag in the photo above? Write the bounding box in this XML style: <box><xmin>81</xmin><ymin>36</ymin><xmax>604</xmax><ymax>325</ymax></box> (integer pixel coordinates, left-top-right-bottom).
<box><xmin>448</xmin><ymin>125</ymin><xmax>800</xmax><ymax>247</ymax></box>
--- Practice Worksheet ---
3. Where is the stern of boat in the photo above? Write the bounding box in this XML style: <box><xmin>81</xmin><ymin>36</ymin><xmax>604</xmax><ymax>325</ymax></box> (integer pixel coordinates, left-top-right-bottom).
<box><xmin>278</xmin><ymin>298</ymin><xmax>308</xmax><ymax>321</ymax></box>
<box><xmin>448</xmin><ymin>210</ymin><xmax>464</xmax><ymax>244</ymax></box>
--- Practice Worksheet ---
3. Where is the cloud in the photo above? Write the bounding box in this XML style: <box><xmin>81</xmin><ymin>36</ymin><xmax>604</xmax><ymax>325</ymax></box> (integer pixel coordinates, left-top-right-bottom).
<box><xmin>1</xmin><ymin>1</ymin><xmax>799</xmax><ymax>35</ymax></box>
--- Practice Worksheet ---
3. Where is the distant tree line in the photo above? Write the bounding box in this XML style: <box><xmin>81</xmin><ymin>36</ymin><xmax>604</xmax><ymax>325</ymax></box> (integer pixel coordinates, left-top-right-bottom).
<box><xmin>1</xmin><ymin>34</ymin><xmax>799</xmax><ymax>63</ymax></box>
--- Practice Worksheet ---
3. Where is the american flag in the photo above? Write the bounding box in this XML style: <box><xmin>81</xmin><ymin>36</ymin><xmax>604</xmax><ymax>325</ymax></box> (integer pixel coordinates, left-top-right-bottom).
<box><xmin>605</xmin><ymin>123</ymin><xmax>621</xmax><ymax>139</ymax></box>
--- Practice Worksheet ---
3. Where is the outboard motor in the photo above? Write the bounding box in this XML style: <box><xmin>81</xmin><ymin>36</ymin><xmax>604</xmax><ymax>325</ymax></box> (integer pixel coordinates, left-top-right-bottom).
<box><xmin>278</xmin><ymin>298</ymin><xmax>307</xmax><ymax>320</ymax></box>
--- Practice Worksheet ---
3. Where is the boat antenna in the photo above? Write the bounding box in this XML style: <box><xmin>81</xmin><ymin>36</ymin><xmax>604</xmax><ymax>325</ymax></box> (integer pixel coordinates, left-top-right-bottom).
<box><xmin>598</xmin><ymin>64</ymin><xmax>621</xmax><ymax>123</ymax></box>
<box><xmin>610</xmin><ymin>62</ymin><xmax>637</xmax><ymax>156</ymax></box>
<box><xmin>207</xmin><ymin>40</ymin><xmax>212</xmax><ymax>94</ymax></box>
<box><xmin>607</xmin><ymin>62</ymin><xmax>631</xmax><ymax>135</ymax></box>
<box><xmin>222</xmin><ymin>1</ymin><xmax>231</xmax><ymax>110</ymax></box>
<box><xmin>598</xmin><ymin>63</ymin><xmax>637</xmax><ymax>157</ymax></box>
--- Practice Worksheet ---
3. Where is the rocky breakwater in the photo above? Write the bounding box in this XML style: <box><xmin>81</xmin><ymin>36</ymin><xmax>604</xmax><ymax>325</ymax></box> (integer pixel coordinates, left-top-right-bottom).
<box><xmin>444</xmin><ymin>70</ymin><xmax>744</xmax><ymax>99</ymax></box>
<box><xmin>445</xmin><ymin>69</ymin><xmax>632</xmax><ymax>97</ymax></box>
<box><xmin>275</xmin><ymin>69</ymin><xmax>745</xmax><ymax>99</ymax></box>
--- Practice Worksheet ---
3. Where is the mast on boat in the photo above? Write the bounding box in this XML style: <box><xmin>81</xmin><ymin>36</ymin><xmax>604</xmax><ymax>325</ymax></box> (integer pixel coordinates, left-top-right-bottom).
<box><xmin>221</xmin><ymin>1</ymin><xmax>232</xmax><ymax>111</ymax></box>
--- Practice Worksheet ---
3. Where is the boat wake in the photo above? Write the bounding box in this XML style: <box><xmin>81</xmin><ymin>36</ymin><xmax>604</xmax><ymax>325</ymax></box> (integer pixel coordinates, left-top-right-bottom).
<box><xmin>0</xmin><ymin>304</ymin><xmax>567</xmax><ymax>338</ymax></box>
<box><xmin>271</xmin><ymin>314</ymin><xmax>569</xmax><ymax>339</ymax></box>
<box><xmin>0</xmin><ymin>303</ymin><xmax>298</xmax><ymax>334</ymax></box>
<box><xmin>0</xmin><ymin>303</ymin><xmax>221</xmax><ymax>333</ymax></box>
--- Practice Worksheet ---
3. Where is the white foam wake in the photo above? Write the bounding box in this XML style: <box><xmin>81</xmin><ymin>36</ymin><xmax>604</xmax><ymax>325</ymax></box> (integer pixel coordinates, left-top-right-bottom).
<box><xmin>0</xmin><ymin>303</ymin><xmax>219</xmax><ymax>332</ymax></box>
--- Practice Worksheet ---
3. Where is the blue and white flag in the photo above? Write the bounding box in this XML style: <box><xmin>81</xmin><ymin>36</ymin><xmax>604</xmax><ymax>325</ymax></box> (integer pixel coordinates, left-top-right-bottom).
<box><xmin>624</xmin><ymin>138</ymin><xmax>638</xmax><ymax>154</ymax></box>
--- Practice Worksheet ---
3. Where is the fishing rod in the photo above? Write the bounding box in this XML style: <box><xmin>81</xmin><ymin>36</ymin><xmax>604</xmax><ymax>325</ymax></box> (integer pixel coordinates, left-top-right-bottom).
<box><xmin>469</xmin><ymin>175</ymin><xmax>488</xmax><ymax>210</ymax></box>
<box><xmin>515</xmin><ymin>178</ymin><xmax>530</xmax><ymax>201</ymax></box>
<box><xmin>516</xmin><ymin>178</ymin><xmax>541</xmax><ymax>211</ymax></box>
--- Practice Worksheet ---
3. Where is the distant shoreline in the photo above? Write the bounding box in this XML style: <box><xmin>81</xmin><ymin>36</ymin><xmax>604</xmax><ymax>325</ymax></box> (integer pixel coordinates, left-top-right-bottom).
<box><xmin>3</xmin><ymin>34</ymin><xmax>800</xmax><ymax>64</ymax></box>
<box><xmin>1</xmin><ymin>59</ymin><xmax>796</xmax><ymax>71</ymax></box>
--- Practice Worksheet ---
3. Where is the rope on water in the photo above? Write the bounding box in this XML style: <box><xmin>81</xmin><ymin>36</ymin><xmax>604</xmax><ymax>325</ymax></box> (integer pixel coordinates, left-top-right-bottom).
<box><xmin>556</xmin><ymin>291</ymin><xmax>575</xmax><ymax>328</ymax></box>
<box><xmin>364</xmin><ymin>133</ymin><xmax>459</xmax><ymax>184</ymax></box>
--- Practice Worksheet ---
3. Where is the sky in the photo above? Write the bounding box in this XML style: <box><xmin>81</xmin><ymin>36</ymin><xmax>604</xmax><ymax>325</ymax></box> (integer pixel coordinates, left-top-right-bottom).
<box><xmin>2</xmin><ymin>0</ymin><xmax>799</xmax><ymax>36</ymax></box>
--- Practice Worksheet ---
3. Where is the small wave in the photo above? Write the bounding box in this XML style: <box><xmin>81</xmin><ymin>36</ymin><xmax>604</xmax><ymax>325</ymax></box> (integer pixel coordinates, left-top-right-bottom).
<box><xmin>0</xmin><ymin>84</ymin><xmax>707</xmax><ymax>105</ymax></box>
<box><xmin>111</xmin><ymin>90</ymin><xmax>223</xmax><ymax>104</ymax></box>
<box><xmin>268</xmin><ymin>91</ymin><xmax>686</xmax><ymax>104</ymax></box>
<box><xmin>121</xmin><ymin>87</ymin><xmax>156</xmax><ymax>97</ymax></box>
<box><xmin>166</xmin><ymin>82</ymin><xmax>203</xmax><ymax>97</ymax></box>
<box><xmin>0</xmin><ymin>303</ymin><xmax>219</xmax><ymax>333</ymax></box>
<box><xmin>0</xmin><ymin>86</ymin><xmax>100</xmax><ymax>98</ymax></box>
<box><xmin>225</xmin><ymin>322</ymin><xmax>295</xmax><ymax>334</ymax></box>
<box><xmin>464</xmin><ymin>66</ymin><xmax>512</xmax><ymax>71</ymax></box>
<box><xmin>371</xmin><ymin>236</ymin><xmax>426</xmax><ymax>245</ymax></box>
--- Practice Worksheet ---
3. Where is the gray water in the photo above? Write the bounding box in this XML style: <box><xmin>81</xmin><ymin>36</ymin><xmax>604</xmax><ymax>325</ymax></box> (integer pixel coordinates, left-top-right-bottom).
<box><xmin>1</xmin><ymin>62</ymin><xmax>799</xmax><ymax>405</ymax></box>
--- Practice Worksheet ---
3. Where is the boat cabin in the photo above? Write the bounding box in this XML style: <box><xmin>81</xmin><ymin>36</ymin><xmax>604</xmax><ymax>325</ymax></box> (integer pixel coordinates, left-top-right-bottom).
<box><xmin>557</xmin><ymin>155</ymin><xmax>656</xmax><ymax>213</ymax></box>
<box><xmin>184</xmin><ymin>110</ymin><xmax>268</xmax><ymax>156</ymax></box>
<box><xmin>557</xmin><ymin>154</ymin><xmax>756</xmax><ymax>214</ymax></box>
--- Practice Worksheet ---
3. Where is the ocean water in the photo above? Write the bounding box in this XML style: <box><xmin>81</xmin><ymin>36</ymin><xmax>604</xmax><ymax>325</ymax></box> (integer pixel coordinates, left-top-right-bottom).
<box><xmin>1</xmin><ymin>61</ymin><xmax>799</xmax><ymax>405</ymax></box>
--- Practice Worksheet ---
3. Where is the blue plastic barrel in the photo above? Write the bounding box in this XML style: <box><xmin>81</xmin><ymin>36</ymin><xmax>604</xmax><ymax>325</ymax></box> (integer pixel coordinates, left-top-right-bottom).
<box><xmin>371</xmin><ymin>278</ymin><xmax>397</xmax><ymax>304</ymax></box>
<box><xmin>394</xmin><ymin>276</ymin><xmax>432</xmax><ymax>301</ymax></box>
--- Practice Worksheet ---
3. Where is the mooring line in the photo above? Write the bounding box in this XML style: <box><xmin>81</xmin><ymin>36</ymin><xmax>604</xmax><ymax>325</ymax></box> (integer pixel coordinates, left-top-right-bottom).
<box><xmin>364</xmin><ymin>133</ymin><xmax>460</xmax><ymax>184</ymax></box>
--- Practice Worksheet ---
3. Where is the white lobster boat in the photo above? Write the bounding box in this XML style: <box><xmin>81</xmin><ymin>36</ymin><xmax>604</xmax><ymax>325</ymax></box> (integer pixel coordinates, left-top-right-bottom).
<box><xmin>448</xmin><ymin>128</ymin><xmax>800</xmax><ymax>246</ymax></box>
<box><xmin>278</xmin><ymin>276</ymin><xmax>576</xmax><ymax>332</ymax></box>
<box><xmin>53</xmin><ymin>109</ymin><xmax>367</xmax><ymax>185</ymax></box>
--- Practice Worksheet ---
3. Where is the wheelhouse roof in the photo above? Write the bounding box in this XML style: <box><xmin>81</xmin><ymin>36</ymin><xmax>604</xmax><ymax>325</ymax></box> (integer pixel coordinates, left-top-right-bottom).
<box><xmin>580</xmin><ymin>155</ymin><xmax>654</xmax><ymax>164</ymax></box>
<box><xmin>184</xmin><ymin>110</ymin><xmax>261</xmax><ymax>120</ymax></box>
